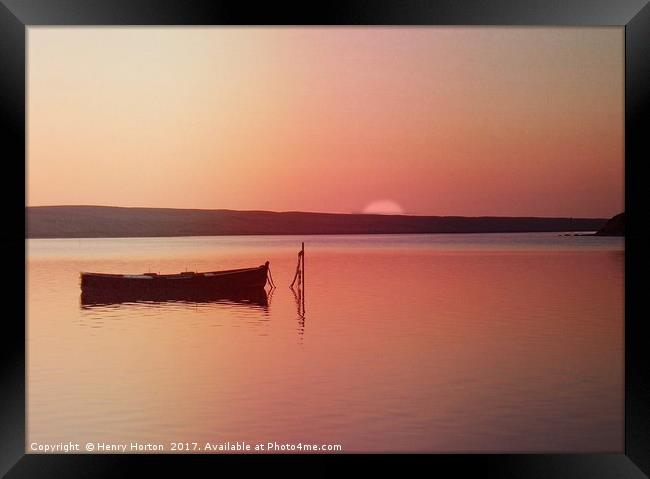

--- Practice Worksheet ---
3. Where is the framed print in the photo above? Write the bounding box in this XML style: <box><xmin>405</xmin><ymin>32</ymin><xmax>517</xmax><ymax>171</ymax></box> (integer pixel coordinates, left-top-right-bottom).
<box><xmin>2</xmin><ymin>0</ymin><xmax>649</xmax><ymax>477</ymax></box>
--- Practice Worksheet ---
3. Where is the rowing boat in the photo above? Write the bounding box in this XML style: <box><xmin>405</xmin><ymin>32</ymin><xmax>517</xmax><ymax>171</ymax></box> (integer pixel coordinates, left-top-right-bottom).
<box><xmin>80</xmin><ymin>262</ymin><xmax>270</xmax><ymax>298</ymax></box>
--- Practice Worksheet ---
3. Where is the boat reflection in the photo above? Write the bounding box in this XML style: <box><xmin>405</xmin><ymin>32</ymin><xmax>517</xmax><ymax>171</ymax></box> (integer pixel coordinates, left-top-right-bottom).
<box><xmin>81</xmin><ymin>287</ymin><xmax>269</xmax><ymax>309</ymax></box>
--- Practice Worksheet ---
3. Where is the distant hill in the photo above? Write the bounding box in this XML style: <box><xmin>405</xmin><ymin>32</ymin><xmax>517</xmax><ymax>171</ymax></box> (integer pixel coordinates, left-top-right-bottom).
<box><xmin>594</xmin><ymin>212</ymin><xmax>625</xmax><ymax>236</ymax></box>
<box><xmin>26</xmin><ymin>206</ymin><xmax>609</xmax><ymax>239</ymax></box>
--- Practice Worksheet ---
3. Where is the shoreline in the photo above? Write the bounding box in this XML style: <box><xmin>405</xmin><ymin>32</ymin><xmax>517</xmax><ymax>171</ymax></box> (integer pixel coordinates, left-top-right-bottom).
<box><xmin>27</xmin><ymin>206</ymin><xmax>610</xmax><ymax>239</ymax></box>
<box><xmin>25</xmin><ymin>230</ymin><xmax>616</xmax><ymax>240</ymax></box>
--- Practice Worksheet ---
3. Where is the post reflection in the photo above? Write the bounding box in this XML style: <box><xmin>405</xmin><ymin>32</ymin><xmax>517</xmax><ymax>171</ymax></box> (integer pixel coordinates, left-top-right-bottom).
<box><xmin>290</xmin><ymin>285</ymin><xmax>305</xmax><ymax>336</ymax></box>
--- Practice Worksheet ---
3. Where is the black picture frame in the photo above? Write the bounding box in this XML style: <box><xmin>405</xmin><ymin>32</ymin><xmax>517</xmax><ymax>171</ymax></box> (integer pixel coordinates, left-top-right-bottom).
<box><xmin>2</xmin><ymin>1</ymin><xmax>648</xmax><ymax>477</ymax></box>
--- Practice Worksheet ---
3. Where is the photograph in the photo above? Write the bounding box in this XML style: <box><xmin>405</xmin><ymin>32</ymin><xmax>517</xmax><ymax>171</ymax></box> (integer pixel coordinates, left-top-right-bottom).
<box><xmin>25</xmin><ymin>26</ymin><xmax>625</xmax><ymax>455</ymax></box>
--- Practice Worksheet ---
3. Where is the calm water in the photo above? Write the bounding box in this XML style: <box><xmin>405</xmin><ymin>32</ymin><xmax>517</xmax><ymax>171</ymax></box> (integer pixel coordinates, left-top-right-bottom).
<box><xmin>27</xmin><ymin>233</ymin><xmax>624</xmax><ymax>453</ymax></box>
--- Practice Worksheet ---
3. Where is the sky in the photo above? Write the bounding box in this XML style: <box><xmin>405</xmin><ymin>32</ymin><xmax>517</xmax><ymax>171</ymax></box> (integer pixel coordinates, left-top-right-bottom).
<box><xmin>27</xmin><ymin>27</ymin><xmax>624</xmax><ymax>218</ymax></box>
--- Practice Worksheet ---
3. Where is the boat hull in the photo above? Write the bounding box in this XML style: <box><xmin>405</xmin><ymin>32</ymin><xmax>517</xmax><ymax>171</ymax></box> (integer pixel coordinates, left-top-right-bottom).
<box><xmin>80</xmin><ymin>263</ymin><xmax>269</xmax><ymax>298</ymax></box>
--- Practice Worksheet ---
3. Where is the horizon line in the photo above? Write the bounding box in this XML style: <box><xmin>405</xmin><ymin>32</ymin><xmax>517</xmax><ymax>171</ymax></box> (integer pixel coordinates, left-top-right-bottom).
<box><xmin>26</xmin><ymin>204</ymin><xmax>616</xmax><ymax>220</ymax></box>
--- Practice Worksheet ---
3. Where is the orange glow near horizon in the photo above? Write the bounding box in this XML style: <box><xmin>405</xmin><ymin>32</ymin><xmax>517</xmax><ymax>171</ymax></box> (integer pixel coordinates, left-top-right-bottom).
<box><xmin>27</xmin><ymin>27</ymin><xmax>623</xmax><ymax>217</ymax></box>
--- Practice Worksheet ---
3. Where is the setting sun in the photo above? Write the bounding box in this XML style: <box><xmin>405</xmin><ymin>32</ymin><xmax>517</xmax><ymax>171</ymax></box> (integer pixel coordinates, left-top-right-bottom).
<box><xmin>363</xmin><ymin>200</ymin><xmax>405</xmax><ymax>215</ymax></box>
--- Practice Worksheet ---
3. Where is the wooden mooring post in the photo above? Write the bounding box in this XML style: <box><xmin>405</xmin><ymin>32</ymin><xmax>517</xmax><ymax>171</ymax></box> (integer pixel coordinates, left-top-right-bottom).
<box><xmin>301</xmin><ymin>242</ymin><xmax>305</xmax><ymax>312</ymax></box>
<box><xmin>290</xmin><ymin>242</ymin><xmax>306</xmax><ymax>291</ymax></box>
<box><xmin>301</xmin><ymin>241</ymin><xmax>305</xmax><ymax>288</ymax></box>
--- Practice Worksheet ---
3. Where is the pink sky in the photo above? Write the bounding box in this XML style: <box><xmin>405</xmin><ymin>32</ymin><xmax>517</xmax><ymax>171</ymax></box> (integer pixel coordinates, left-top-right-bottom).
<box><xmin>27</xmin><ymin>27</ymin><xmax>623</xmax><ymax>217</ymax></box>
